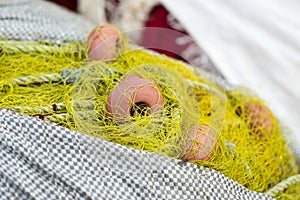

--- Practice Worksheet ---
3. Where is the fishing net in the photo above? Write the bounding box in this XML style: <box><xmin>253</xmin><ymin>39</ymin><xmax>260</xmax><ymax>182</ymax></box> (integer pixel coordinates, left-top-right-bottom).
<box><xmin>0</xmin><ymin>31</ymin><xmax>299</xmax><ymax>199</ymax></box>
<box><xmin>1</xmin><ymin>0</ymin><xmax>300</xmax><ymax>199</ymax></box>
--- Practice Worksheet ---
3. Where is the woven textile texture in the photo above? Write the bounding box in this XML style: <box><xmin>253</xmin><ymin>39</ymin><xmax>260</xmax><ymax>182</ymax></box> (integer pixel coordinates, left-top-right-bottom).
<box><xmin>0</xmin><ymin>0</ymin><xmax>94</xmax><ymax>43</ymax></box>
<box><xmin>0</xmin><ymin>109</ymin><xmax>274</xmax><ymax>200</ymax></box>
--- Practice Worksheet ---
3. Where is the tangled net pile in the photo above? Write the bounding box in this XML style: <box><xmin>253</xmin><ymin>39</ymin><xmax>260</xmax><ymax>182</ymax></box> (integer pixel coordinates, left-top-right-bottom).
<box><xmin>0</xmin><ymin>26</ymin><xmax>299</xmax><ymax>199</ymax></box>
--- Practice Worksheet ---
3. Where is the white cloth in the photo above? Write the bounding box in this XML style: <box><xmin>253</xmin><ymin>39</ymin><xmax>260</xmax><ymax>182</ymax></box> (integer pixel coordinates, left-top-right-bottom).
<box><xmin>162</xmin><ymin>0</ymin><xmax>300</xmax><ymax>165</ymax></box>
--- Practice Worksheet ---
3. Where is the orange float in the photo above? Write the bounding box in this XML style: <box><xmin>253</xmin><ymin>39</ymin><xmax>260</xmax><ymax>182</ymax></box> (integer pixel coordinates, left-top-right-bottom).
<box><xmin>107</xmin><ymin>75</ymin><xmax>164</xmax><ymax>125</ymax></box>
<box><xmin>244</xmin><ymin>101</ymin><xmax>274</xmax><ymax>138</ymax></box>
<box><xmin>87</xmin><ymin>24</ymin><xmax>121</xmax><ymax>61</ymax></box>
<box><xmin>180</xmin><ymin>124</ymin><xmax>217</xmax><ymax>161</ymax></box>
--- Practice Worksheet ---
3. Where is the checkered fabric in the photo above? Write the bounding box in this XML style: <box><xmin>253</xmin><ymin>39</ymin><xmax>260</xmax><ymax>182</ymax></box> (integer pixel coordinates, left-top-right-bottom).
<box><xmin>0</xmin><ymin>0</ymin><xmax>94</xmax><ymax>43</ymax></box>
<box><xmin>0</xmin><ymin>109</ymin><xmax>274</xmax><ymax>199</ymax></box>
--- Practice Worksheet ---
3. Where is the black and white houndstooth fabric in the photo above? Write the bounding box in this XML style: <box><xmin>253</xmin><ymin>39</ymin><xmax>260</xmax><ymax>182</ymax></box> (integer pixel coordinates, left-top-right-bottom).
<box><xmin>0</xmin><ymin>109</ymin><xmax>274</xmax><ymax>200</ymax></box>
<box><xmin>0</xmin><ymin>0</ymin><xmax>95</xmax><ymax>43</ymax></box>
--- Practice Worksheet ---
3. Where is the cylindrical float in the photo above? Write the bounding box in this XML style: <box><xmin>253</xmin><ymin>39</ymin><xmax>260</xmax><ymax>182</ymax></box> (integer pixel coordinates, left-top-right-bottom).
<box><xmin>180</xmin><ymin>124</ymin><xmax>217</xmax><ymax>161</ymax></box>
<box><xmin>87</xmin><ymin>24</ymin><xmax>121</xmax><ymax>61</ymax></box>
<box><xmin>244</xmin><ymin>101</ymin><xmax>274</xmax><ymax>138</ymax></box>
<box><xmin>107</xmin><ymin>74</ymin><xmax>164</xmax><ymax>125</ymax></box>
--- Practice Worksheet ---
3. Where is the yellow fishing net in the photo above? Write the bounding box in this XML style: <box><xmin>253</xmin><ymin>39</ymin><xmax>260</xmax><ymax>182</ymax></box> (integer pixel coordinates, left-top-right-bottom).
<box><xmin>0</xmin><ymin>27</ymin><xmax>299</xmax><ymax>199</ymax></box>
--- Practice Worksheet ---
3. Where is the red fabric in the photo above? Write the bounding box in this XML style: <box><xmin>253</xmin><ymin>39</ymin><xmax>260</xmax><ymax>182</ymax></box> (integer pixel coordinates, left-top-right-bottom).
<box><xmin>49</xmin><ymin>0</ymin><xmax>78</xmax><ymax>12</ymax></box>
<box><xmin>140</xmin><ymin>5</ymin><xmax>191</xmax><ymax>62</ymax></box>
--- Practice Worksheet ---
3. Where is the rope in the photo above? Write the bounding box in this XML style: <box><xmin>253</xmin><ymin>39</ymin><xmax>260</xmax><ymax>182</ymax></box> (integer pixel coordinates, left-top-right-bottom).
<box><xmin>185</xmin><ymin>79</ymin><xmax>225</xmax><ymax>98</ymax></box>
<box><xmin>10</xmin><ymin>73</ymin><xmax>63</xmax><ymax>86</ymax></box>
<box><xmin>43</xmin><ymin>113</ymin><xmax>69</xmax><ymax>123</ymax></box>
<box><xmin>7</xmin><ymin>65</ymin><xmax>224</xmax><ymax>94</ymax></box>
<box><xmin>12</xmin><ymin>102</ymin><xmax>66</xmax><ymax>114</ymax></box>
<box><xmin>8</xmin><ymin>68</ymin><xmax>80</xmax><ymax>86</ymax></box>
<box><xmin>0</xmin><ymin>40</ymin><xmax>85</xmax><ymax>58</ymax></box>
<box><xmin>11</xmin><ymin>103</ymin><xmax>68</xmax><ymax>123</ymax></box>
<box><xmin>265</xmin><ymin>174</ymin><xmax>300</xmax><ymax>197</ymax></box>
